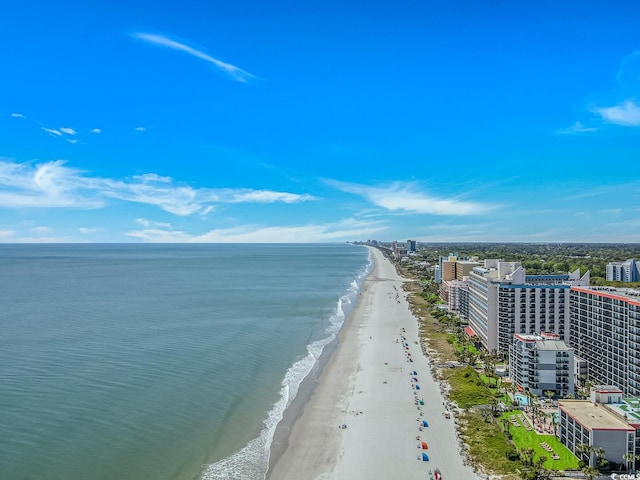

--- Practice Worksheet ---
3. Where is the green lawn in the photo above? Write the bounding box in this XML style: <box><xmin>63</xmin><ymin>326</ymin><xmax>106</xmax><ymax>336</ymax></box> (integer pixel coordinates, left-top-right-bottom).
<box><xmin>478</xmin><ymin>373</ymin><xmax>506</xmax><ymax>394</ymax></box>
<box><xmin>449</xmin><ymin>334</ymin><xmax>482</xmax><ymax>354</ymax></box>
<box><xmin>500</xmin><ymin>411</ymin><xmax>579</xmax><ymax>471</ymax></box>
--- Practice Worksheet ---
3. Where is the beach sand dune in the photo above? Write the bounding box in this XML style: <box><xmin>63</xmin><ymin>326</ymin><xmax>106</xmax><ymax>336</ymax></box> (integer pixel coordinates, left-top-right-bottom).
<box><xmin>267</xmin><ymin>247</ymin><xmax>480</xmax><ymax>480</ymax></box>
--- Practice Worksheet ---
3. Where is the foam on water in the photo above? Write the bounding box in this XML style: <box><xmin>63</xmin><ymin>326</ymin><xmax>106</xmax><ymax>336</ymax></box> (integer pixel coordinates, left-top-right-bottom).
<box><xmin>201</xmin><ymin>249</ymin><xmax>372</xmax><ymax>480</ymax></box>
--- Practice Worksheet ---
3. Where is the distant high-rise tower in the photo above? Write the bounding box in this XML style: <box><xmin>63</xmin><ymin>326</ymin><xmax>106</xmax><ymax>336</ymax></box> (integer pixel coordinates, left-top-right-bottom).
<box><xmin>606</xmin><ymin>259</ymin><xmax>640</xmax><ymax>282</ymax></box>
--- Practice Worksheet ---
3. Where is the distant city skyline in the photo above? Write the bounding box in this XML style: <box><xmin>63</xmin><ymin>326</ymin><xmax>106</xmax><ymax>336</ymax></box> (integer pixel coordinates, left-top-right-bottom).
<box><xmin>1</xmin><ymin>0</ymin><xmax>639</xmax><ymax>242</ymax></box>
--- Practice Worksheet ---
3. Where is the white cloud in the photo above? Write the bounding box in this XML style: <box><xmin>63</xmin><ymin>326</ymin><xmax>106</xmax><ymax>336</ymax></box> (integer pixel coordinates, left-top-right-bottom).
<box><xmin>0</xmin><ymin>229</ymin><xmax>14</xmax><ymax>238</ymax></box>
<box><xmin>557</xmin><ymin>121</ymin><xmax>597</xmax><ymax>134</ymax></box>
<box><xmin>126</xmin><ymin>218</ymin><xmax>388</xmax><ymax>243</ymax></box>
<box><xmin>67</xmin><ymin>139</ymin><xmax>79</xmax><ymax>144</ymax></box>
<box><xmin>326</xmin><ymin>179</ymin><xmax>495</xmax><ymax>216</ymax></box>
<box><xmin>79</xmin><ymin>227</ymin><xmax>100</xmax><ymax>234</ymax></box>
<box><xmin>593</xmin><ymin>99</ymin><xmax>640</xmax><ymax>126</ymax></box>
<box><xmin>0</xmin><ymin>160</ymin><xmax>102</xmax><ymax>209</ymax></box>
<box><xmin>134</xmin><ymin>218</ymin><xmax>172</xmax><ymax>228</ymax></box>
<box><xmin>226</xmin><ymin>189</ymin><xmax>317</xmax><ymax>203</ymax></box>
<box><xmin>135</xmin><ymin>126</ymin><xmax>146</xmax><ymax>132</ymax></box>
<box><xmin>133</xmin><ymin>173</ymin><xmax>172</xmax><ymax>183</ymax></box>
<box><xmin>0</xmin><ymin>159</ymin><xmax>316</xmax><ymax>214</ymax></box>
<box><xmin>133</xmin><ymin>32</ymin><xmax>256</xmax><ymax>83</ymax></box>
<box><xmin>41</xmin><ymin>127</ymin><xmax>62</xmax><ymax>137</ymax></box>
<box><xmin>30</xmin><ymin>226</ymin><xmax>52</xmax><ymax>234</ymax></box>
<box><xmin>10</xmin><ymin>113</ymin><xmax>26</xmax><ymax>118</ymax></box>
<box><xmin>91</xmin><ymin>128</ymin><xmax>102</xmax><ymax>134</ymax></box>
<box><xmin>60</xmin><ymin>127</ymin><xmax>76</xmax><ymax>135</ymax></box>
<box><xmin>601</xmin><ymin>208</ymin><xmax>622</xmax><ymax>216</ymax></box>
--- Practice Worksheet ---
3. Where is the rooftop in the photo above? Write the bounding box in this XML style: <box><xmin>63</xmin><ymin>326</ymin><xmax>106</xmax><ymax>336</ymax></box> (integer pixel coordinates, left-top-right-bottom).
<box><xmin>559</xmin><ymin>400</ymin><xmax>634</xmax><ymax>431</ymax></box>
<box><xmin>572</xmin><ymin>286</ymin><xmax>640</xmax><ymax>304</ymax></box>
<box><xmin>535</xmin><ymin>340</ymin><xmax>572</xmax><ymax>351</ymax></box>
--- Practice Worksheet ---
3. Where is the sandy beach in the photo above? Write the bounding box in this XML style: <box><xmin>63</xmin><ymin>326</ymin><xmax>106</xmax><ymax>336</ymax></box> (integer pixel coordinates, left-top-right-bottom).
<box><xmin>267</xmin><ymin>247</ymin><xmax>480</xmax><ymax>480</ymax></box>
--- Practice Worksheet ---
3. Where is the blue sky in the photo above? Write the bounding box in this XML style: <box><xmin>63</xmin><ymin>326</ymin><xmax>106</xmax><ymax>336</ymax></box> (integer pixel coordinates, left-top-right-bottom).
<box><xmin>1</xmin><ymin>0</ymin><xmax>639</xmax><ymax>243</ymax></box>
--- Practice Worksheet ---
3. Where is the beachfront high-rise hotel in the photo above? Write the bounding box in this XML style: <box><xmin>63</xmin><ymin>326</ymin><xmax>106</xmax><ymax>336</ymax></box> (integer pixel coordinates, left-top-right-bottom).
<box><xmin>569</xmin><ymin>286</ymin><xmax>640</xmax><ymax>395</ymax></box>
<box><xmin>467</xmin><ymin>260</ymin><xmax>589</xmax><ymax>355</ymax></box>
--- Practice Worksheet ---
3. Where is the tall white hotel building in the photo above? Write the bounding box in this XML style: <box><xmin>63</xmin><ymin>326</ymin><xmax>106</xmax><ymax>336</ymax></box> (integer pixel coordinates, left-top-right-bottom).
<box><xmin>569</xmin><ymin>286</ymin><xmax>640</xmax><ymax>395</ymax></box>
<box><xmin>468</xmin><ymin>260</ymin><xmax>589</xmax><ymax>355</ymax></box>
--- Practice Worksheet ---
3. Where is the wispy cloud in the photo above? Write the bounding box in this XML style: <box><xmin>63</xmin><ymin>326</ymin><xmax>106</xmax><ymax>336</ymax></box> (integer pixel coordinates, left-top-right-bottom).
<box><xmin>0</xmin><ymin>159</ymin><xmax>103</xmax><ymax>209</ymax></box>
<box><xmin>135</xmin><ymin>218</ymin><xmax>172</xmax><ymax>228</ymax></box>
<box><xmin>0</xmin><ymin>159</ymin><xmax>316</xmax><ymax>214</ymax></box>
<box><xmin>126</xmin><ymin>218</ymin><xmax>387</xmax><ymax>243</ymax></box>
<box><xmin>0</xmin><ymin>229</ymin><xmax>14</xmax><ymax>238</ymax></box>
<box><xmin>135</xmin><ymin>126</ymin><xmax>146</xmax><ymax>132</ymax></box>
<box><xmin>79</xmin><ymin>227</ymin><xmax>101</xmax><ymax>234</ymax></box>
<box><xmin>326</xmin><ymin>180</ymin><xmax>495</xmax><ymax>216</ymax></box>
<box><xmin>593</xmin><ymin>99</ymin><xmax>640</xmax><ymax>126</ymax></box>
<box><xmin>557</xmin><ymin>121</ymin><xmax>597</xmax><ymax>134</ymax></box>
<box><xmin>91</xmin><ymin>128</ymin><xmax>102</xmax><ymax>134</ymax></box>
<box><xmin>10</xmin><ymin>113</ymin><xmax>26</xmax><ymax>119</ymax></box>
<box><xmin>617</xmin><ymin>50</ymin><xmax>640</xmax><ymax>83</ymax></box>
<box><xmin>133</xmin><ymin>32</ymin><xmax>256</xmax><ymax>83</ymax></box>
<box><xmin>41</xmin><ymin>127</ymin><xmax>63</xmax><ymax>137</ymax></box>
<box><xmin>222</xmin><ymin>189</ymin><xmax>316</xmax><ymax>204</ymax></box>
<box><xmin>60</xmin><ymin>127</ymin><xmax>76</xmax><ymax>135</ymax></box>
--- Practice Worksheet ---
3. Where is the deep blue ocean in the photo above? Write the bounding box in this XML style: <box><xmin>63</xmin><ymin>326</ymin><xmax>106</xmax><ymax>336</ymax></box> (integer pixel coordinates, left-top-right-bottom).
<box><xmin>0</xmin><ymin>243</ymin><xmax>370</xmax><ymax>480</ymax></box>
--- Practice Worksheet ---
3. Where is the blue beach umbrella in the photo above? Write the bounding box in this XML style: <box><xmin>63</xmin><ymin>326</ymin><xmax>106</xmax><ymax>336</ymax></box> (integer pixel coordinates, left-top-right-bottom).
<box><xmin>422</xmin><ymin>452</ymin><xmax>429</xmax><ymax>461</ymax></box>
<box><xmin>415</xmin><ymin>385</ymin><xmax>420</xmax><ymax>390</ymax></box>
<box><xmin>422</xmin><ymin>420</ymin><xmax>428</xmax><ymax>427</ymax></box>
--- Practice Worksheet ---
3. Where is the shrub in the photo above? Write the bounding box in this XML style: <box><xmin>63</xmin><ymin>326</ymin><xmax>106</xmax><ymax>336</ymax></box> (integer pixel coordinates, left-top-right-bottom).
<box><xmin>505</xmin><ymin>448</ymin><xmax>519</xmax><ymax>461</ymax></box>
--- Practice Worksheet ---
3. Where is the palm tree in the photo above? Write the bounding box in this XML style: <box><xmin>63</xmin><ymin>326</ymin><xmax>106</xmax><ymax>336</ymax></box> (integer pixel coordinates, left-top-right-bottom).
<box><xmin>520</xmin><ymin>447</ymin><xmax>536</xmax><ymax>466</ymax></box>
<box><xmin>594</xmin><ymin>447</ymin><xmax>608</xmax><ymax>469</ymax></box>
<box><xmin>623</xmin><ymin>452</ymin><xmax>638</xmax><ymax>471</ymax></box>
<box><xmin>483</xmin><ymin>353</ymin><xmax>495</xmax><ymax>386</ymax></box>
<box><xmin>490</xmin><ymin>397</ymin><xmax>500</xmax><ymax>417</ymax></box>
<box><xmin>581</xmin><ymin>465</ymin><xmax>600</xmax><ymax>480</ymax></box>
<box><xmin>575</xmin><ymin>443</ymin><xmax>594</xmax><ymax>466</ymax></box>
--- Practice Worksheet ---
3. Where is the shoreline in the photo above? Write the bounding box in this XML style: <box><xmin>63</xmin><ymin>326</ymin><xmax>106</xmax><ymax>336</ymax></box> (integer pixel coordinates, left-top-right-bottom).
<box><xmin>265</xmin><ymin>247</ymin><xmax>374</xmax><ymax>477</ymax></box>
<box><xmin>267</xmin><ymin>247</ymin><xmax>480</xmax><ymax>480</ymax></box>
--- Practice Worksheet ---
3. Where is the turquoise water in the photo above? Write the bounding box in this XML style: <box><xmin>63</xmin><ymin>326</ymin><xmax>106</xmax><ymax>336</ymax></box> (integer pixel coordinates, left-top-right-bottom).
<box><xmin>0</xmin><ymin>243</ymin><xmax>370</xmax><ymax>480</ymax></box>
<box><xmin>514</xmin><ymin>394</ymin><xmax>530</xmax><ymax>406</ymax></box>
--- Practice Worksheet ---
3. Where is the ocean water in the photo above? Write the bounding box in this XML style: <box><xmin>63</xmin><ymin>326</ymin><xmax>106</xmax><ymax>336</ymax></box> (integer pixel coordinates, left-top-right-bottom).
<box><xmin>0</xmin><ymin>243</ymin><xmax>370</xmax><ymax>480</ymax></box>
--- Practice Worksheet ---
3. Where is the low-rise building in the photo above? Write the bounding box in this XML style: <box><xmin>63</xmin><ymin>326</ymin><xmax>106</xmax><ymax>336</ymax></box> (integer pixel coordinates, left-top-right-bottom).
<box><xmin>558</xmin><ymin>397</ymin><xmax>635</xmax><ymax>467</ymax></box>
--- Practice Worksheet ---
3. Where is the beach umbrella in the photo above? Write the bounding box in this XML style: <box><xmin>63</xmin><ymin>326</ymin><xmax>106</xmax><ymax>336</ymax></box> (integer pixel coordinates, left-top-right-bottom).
<box><xmin>415</xmin><ymin>384</ymin><xmax>420</xmax><ymax>390</ymax></box>
<box><xmin>421</xmin><ymin>441</ymin><xmax>428</xmax><ymax>450</ymax></box>
<box><xmin>413</xmin><ymin>370</ymin><xmax>417</xmax><ymax>375</ymax></box>
<box><xmin>422</xmin><ymin>452</ymin><xmax>429</xmax><ymax>461</ymax></box>
<box><xmin>419</xmin><ymin>399</ymin><xmax>424</xmax><ymax>405</ymax></box>
<box><xmin>422</xmin><ymin>420</ymin><xmax>428</xmax><ymax>427</ymax></box>
<box><xmin>434</xmin><ymin>467</ymin><xmax>442</xmax><ymax>479</ymax></box>
<box><xmin>413</xmin><ymin>377</ymin><xmax>418</xmax><ymax>382</ymax></box>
